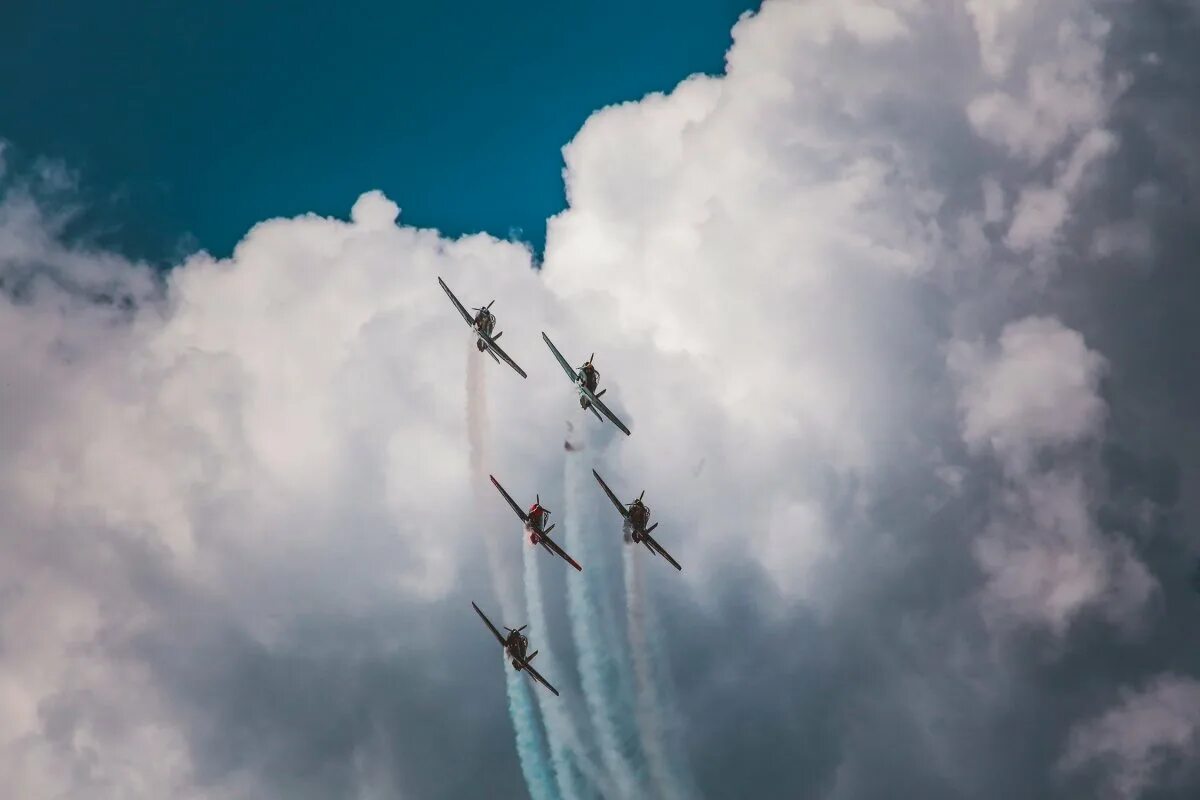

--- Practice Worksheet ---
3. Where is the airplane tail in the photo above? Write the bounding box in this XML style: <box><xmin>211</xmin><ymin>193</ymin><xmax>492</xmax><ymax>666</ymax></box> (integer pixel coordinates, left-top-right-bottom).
<box><xmin>493</xmin><ymin>330</ymin><xmax>503</xmax><ymax>340</ymax></box>
<box><xmin>596</xmin><ymin>389</ymin><xmax>606</xmax><ymax>398</ymax></box>
<box><xmin>526</xmin><ymin>650</ymin><xmax>538</xmax><ymax>662</ymax></box>
<box><xmin>645</xmin><ymin>522</ymin><xmax>659</xmax><ymax>535</ymax></box>
<box><xmin>543</xmin><ymin>523</ymin><xmax>556</xmax><ymax>536</ymax></box>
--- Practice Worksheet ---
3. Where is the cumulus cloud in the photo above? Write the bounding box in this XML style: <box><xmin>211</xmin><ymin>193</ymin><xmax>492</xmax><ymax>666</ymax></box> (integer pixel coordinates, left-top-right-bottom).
<box><xmin>949</xmin><ymin>316</ymin><xmax>1153</xmax><ymax>635</ymax></box>
<box><xmin>1</xmin><ymin>0</ymin><xmax>1198</xmax><ymax>798</ymax></box>
<box><xmin>966</xmin><ymin>9</ymin><xmax>1114</xmax><ymax>162</ymax></box>
<box><xmin>950</xmin><ymin>315</ymin><xmax>1107</xmax><ymax>464</ymax></box>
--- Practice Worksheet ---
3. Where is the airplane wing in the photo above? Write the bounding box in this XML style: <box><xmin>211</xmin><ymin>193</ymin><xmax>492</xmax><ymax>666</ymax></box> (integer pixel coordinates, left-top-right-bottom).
<box><xmin>539</xmin><ymin>531</ymin><xmax>583</xmax><ymax>572</ymax></box>
<box><xmin>489</xmin><ymin>475</ymin><xmax>529</xmax><ymax>523</ymax></box>
<box><xmin>591</xmin><ymin>470</ymin><xmax>630</xmax><ymax>518</ymax></box>
<box><xmin>438</xmin><ymin>277</ymin><xmax>476</xmax><ymax>327</ymax></box>
<box><xmin>481</xmin><ymin>335</ymin><xmax>528</xmax><ymax>379</ymax></box>
<box><xmin>472</xmin><ymin>602</ymin><xmax>509</xmax><ymax>646</ymax></box>
<box><xmin>522</xmin><ymin>662</ymin><xmax>560</xmax><ymax>696</ymax></box>
<box><xmin>541</xmin><ymin>332</ymin><xmax>579</xmax><ymax>383</ymax></box>
<box><xmin>582</xmin><ymin>387</ymin><xmax>632</xmax><ymax>437</ymax></box>
<box><xmin>642</xmin><ymin>533</ymin><xmax>682</xmax><ymax>571</ymax></box>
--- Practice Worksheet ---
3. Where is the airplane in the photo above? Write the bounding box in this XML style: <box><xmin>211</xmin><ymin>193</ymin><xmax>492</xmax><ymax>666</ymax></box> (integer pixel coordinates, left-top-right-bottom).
<box><xmin>489</xmin><ymin>474</ymin><xmax>583</xmax><ymax>572</ymax></box>
<box><xmin>438</xmin><ymin>277</ymin><xmax>527</xmax><ymax>378</ymax></box>
<box><xmin>471</xmin><ymin>602</ymin><xmax>559</xmax><ymax>696</ymax></box>
<box><xmin>541</xmin><ymin>332</ymin><xmax>631</xmax><ymax>436</ymax></box>
<box><xmin>592</xmin><ymin>469</ymin><xmax>682</xmax><ymax>571</ymax></box>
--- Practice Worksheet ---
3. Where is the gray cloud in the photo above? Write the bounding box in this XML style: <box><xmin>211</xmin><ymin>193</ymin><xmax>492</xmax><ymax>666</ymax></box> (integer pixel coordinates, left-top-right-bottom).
<box><xmin>1061</xmin><ymin>674</ymin><xmax>1200</xmax><ymax>799</ymax></box>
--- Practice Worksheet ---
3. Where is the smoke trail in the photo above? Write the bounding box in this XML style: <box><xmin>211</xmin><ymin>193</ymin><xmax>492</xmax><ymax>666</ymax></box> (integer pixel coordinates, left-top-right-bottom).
<box><xmin>563</xmin><ymin>442</ymin><xmax>650</xmax><ymax>799</ymax></box>
<box><xmin>506</xmin><ymin>659</ymin><xmax>559</xmax><ymax>800</ymax></box>
<box><xmin>522</xmin><ymin>535</ymin><xmax>611</xmax><ymax>800</ymax></box>
<box><xmin>468</xmin><ymin>344</ymin><xmax>558</xmax><ymax>799</ymax></box>
<box><xmin>623</xmin><ymin>545</ymin><xmax>677</xmax><ymax>799</ymax></box>
<box><xmin>467</xmin><ymin>342</ymin><xmax>518</xmax><ymax>618</ymax></box>
<box><xmin>624</xmin><ymin>545</ymin><xmax>698</xmax><ymax>800</ymax></box>
<box><xmin>640</xmin><ymin>555</ymin><xmax>702</xmax><ymax>799</ymax></box>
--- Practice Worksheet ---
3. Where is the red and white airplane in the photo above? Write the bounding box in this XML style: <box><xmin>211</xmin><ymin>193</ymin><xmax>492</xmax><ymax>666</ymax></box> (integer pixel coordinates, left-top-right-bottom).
<box><xmin>471</xmin><ymin>602</ymin><xmax>559</xmax><ymax>696</ymax></box>
<box><xmin>592</xmin><ymin>469</ymin><xmax>681</xmax><ymax>571</ymax></box>
<box><xmin>489</xmin><ymin>475</ymin><xmax>583</xmax><ymax>572</ymax></box>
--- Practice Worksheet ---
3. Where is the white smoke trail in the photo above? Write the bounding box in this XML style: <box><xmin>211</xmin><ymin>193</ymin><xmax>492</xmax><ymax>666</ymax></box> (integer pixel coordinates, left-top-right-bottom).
<box><xmin>522</xmin><ymin>537</ymin><xmax>611</xmax><ymax>799</ymax></box>
<box><xmin>623</xmin><ymin>545</ymin><xmax>698</xmax><ymax>800</ymax></box>
<box><xmin>467</xmin><ymin>341</ymin><xmax>518</xmax><ymax>619</ymax></box>
<box><xmin>563</xmin><ymin>443</ymin><xmax>650</xmax><ymax>799</ymax></box>
<box><xmin>642</xmin><ymin>556</ymin><xmax>702</xmax><ymax>800</ymax></box>
<box><xmin>506</xmin><ymin>659</ymin><xmax>559</xmax><ymax>800</ymax></box>
<box><xmin>622</xmin><ymin>544</ymin><xmax>678</xmax><ymax>799</ymax></box>
<box><xmin>468</xmin><ymin>344</ymin><xmax>558</xmax><ymax>799</ymax></box>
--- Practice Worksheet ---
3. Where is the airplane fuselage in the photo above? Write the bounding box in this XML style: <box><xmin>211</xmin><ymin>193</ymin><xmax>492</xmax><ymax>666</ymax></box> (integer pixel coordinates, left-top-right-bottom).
<box><xmin>576</xmin><ymin>368</ymin><xmax>599</xmax><ymax>409</ymax></box>
<box><xmin>505</xmin><ymin>634</ymin><xmax>529</xmax><ymax>669</ymax></box>
<box><xmin>473</xmin><ymin>311</ymin><xmax>495</xmax><ymax>351</ymax></box>
<box><xmin>526</xmin><ymin>505</ymin><xmax>548</xmax><ymax>543</ymax></box>
<box><xmin>625</xmin><ymin>504</ymin><xmax>651</xmax><ymax>543</ymax></box>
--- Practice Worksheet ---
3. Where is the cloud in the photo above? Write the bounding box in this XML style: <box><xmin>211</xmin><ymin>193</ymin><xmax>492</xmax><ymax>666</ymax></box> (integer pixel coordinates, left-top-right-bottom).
<box><xmin>949</xmin><ymin>316</ymin><xmax>1154</xmax><ymax>636</ymax></box>
<box><xmin>2</xmin><ymin>0</ymin><xmax>1199</xmax><ymax>798</ymax></box>
<box><xmin>950</xmin><ymin>315</ymin><xmax>1107</xmax><ymax>464</ymax></box>
<box><xmin>1061</xmin><ymin>674</ymin><xmax>1200</xmax><ymax>799</ymax></box>
<box><xmin>0</xmin><ymin>159</ymin><xmax>552</xmax><ymax>798</ymax></box>
<box><xmin>966</xmin><ymin>8</ymin><xmax>1114</xmax><ymax>162</ymax></box>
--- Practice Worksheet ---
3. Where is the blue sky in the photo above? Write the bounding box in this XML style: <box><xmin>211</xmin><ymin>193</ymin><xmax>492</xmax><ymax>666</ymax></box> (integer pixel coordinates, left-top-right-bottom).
<box><xmin>1</xmin><ymin>0</ymin><xmax>753</xmax><ymax>262</ymax></box>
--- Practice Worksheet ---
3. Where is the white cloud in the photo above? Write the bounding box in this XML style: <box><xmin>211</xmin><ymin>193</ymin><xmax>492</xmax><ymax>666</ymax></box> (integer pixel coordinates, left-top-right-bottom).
<box><xmin>949</xmin><ymin>316</ymin><xmax>1152</xmax><ymax>635</ymax></box>
<box><xmin>0</xmin><ymin>0</ymin><xmax>1155</xmax><ymax>795</ymax></box>
<box><xmin>1005</xmin><ymin>128</ymin><xmax>1118</xmax><ymax>256</ymax></box>
<box><xmin>966</xmin><ymin>3</ymin><xmax>1113</xmax><ymax>161</ymax></box>
<box><xmin>0</xmin><ymin>181</ymin><xmax>564</xmax><ymax>797</ymax></box>
<box><xmin>1061</xmin><ymin>674</ymin><xmax>1200</xmax><ymax>799</ymax></box>
<box><xmin>973</xmin><ymin>470</ymin><xmax>1154</xmax><ymax>637</ymax></box>
<box><xmin>949</xmin><ymin>316</ymin><xmax>1107</xmax><ymax>464</ymax></box>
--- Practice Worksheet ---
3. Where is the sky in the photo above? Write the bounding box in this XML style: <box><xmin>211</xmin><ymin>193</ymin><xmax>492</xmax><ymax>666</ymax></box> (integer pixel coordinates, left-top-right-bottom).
<box><xmin>0</xmin><ymin>0</ymin><xmax>754</xmax><ymax>261</ymax></box>
<box><xmin>3</xmin><ymin>1</ymin><xmax>1200</xmax><ymax>800</ymax></box>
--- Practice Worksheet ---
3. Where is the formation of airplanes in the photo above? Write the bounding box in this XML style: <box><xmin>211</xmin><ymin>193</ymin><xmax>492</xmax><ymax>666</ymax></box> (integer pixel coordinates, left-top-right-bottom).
<box><xmin>439</xmin><ymin>276</ymin><xmax>679</xmax><ymax>698</ymax></box>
